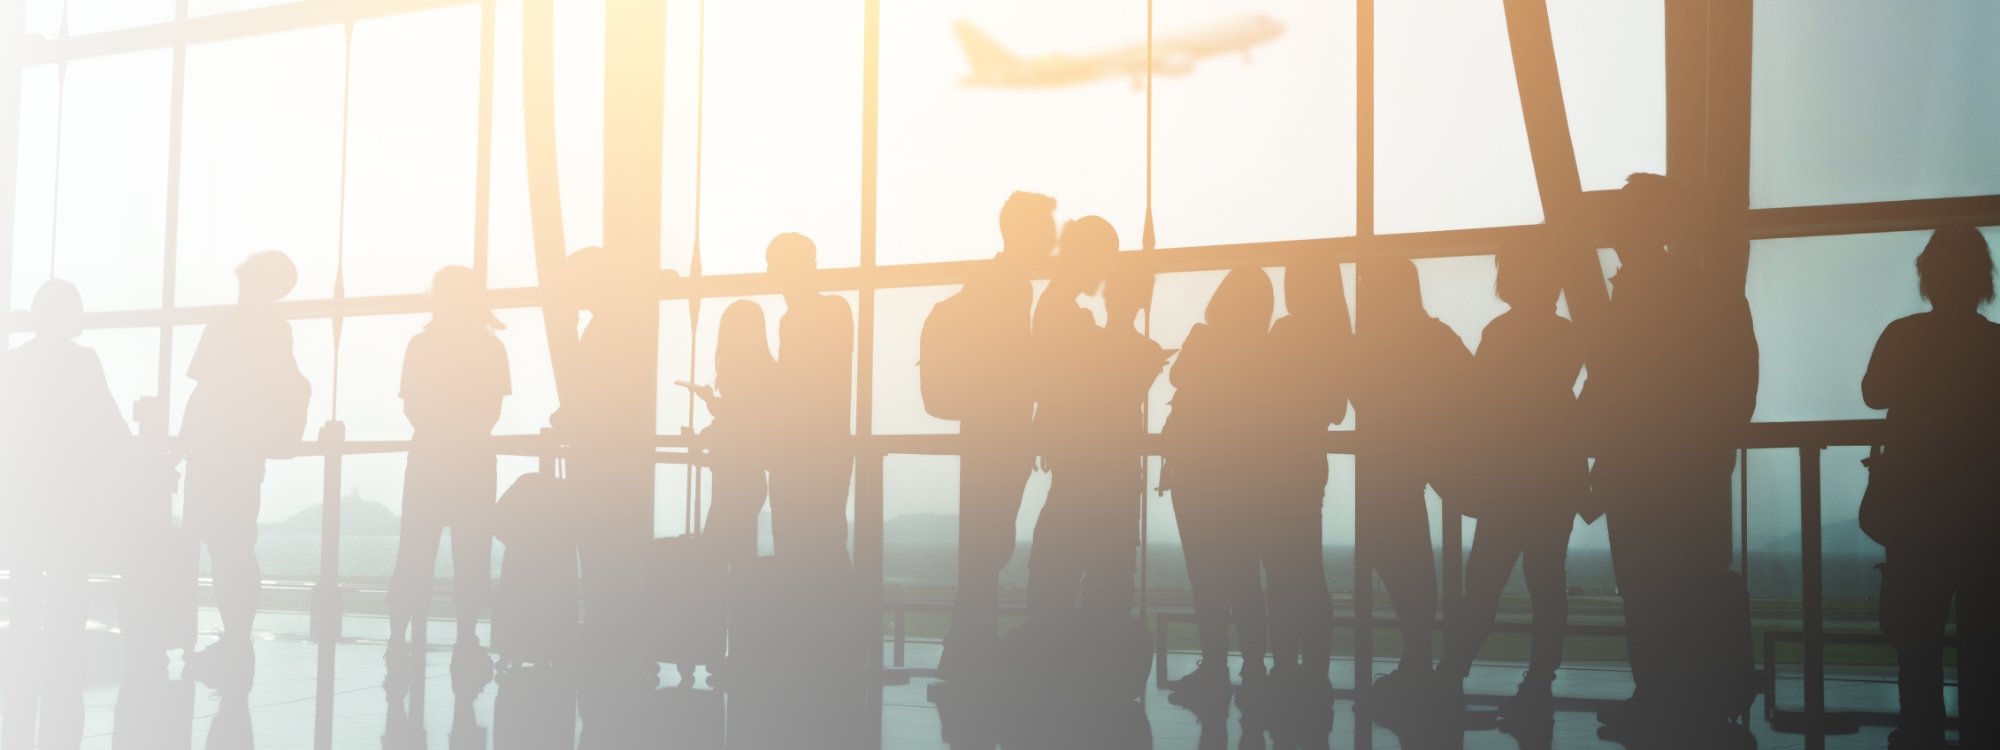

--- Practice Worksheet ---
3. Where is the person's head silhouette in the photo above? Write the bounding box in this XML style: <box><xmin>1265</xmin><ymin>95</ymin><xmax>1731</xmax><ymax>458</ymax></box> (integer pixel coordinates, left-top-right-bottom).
<box><xmin>566</xmin><ymin>246</ymin><xmax>642</xmax><ymax>314</ymax></box>
<box><xmin>236</xmin><ymin>251</ymin><xmax>297</xmax><ymax>305</ymax></box>
<box><xmin>1284</xmin><ymin>254</ymin><xmax>1346</xmax><ymax>327</ymax></box>
<box><xmin>1604</xmin><ymin>172</ymin><xmax>1691</xmax><ymax>261</ymax></box>
<box><xmin>999</xmin><ymin>191</ymin><xmax>1058</xmax><ymax>262</ymax></box>
<box><xmin>430</xmin><ymin>265</ymin><xmax>505</xmax><ymax>330</ymax></box>
<box><xmin>1495</xmin><ymin>246</ymin><xmax>1563</xmax><ymax>314</ymax></box>
<box><xmin>1357</xmin><ymin>258</ymin><xmax>1427</xmax><ymax>330</ymax></box>
<box><xmin>765</xmin><ymin>232</ymin><xmax>817</xmax><ymax>299</ymax></box>
<box><xmin>717</xmin><ymin>299</ymin><xmax>774</xmax><ymax>379</ymax></box>
<box><xmin>1915</xmin><ymin>227</ymin><xmax>1995</xmax><ymax>315</ymax></box>
<box><xmin>1057</xmin><ymin>216</ymin><xmax>1118</xmax><ymax>296</ymax></box>
<box><xmin>30</xmin><ymin>279</ymin><xmax>85</xmax><ymax>341</ymax></box>
<box><xmin>1206</xmin><ymin>267</ymin><xmax>1273</xmax><ymax>335</ymax></box>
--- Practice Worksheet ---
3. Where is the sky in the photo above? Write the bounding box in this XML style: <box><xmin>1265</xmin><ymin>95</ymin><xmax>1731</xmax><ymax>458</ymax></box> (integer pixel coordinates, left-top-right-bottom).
<box><xmin>7</xmin><ymin>1</ymin><xmax>2000</xmax><ymax>568</ymax></box>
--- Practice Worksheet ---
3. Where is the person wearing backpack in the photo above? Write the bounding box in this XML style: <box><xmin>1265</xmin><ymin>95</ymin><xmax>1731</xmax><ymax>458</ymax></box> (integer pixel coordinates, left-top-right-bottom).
<box><xmin>1861</xmin><ymin>227</ymin><xmax>2000</xmax><ymax>750</ymax></box>
<box><xmin>179</xmin><ymin>251</ymin><xmax>311</xmax><ymax>680</ymax></box>
<box><xmin>925</xmin><ymin>191</ymin><xmax>1056</xmax><ymax>683</ymax></box>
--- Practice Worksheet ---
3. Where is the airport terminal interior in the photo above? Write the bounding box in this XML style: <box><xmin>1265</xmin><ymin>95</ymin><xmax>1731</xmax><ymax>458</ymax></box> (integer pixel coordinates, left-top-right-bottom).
<box><xmin>1</xmin><ymin>0</ymin><xmax>1999</xmax><ymax>748</ymax></box>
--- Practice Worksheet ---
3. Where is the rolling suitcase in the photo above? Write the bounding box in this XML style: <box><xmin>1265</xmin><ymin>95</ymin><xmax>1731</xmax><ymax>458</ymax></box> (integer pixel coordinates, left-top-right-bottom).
<box><xmin>1625</xmin><ymin>568</ymin><xmax>1756</xmax><ymax>722</ymax></box>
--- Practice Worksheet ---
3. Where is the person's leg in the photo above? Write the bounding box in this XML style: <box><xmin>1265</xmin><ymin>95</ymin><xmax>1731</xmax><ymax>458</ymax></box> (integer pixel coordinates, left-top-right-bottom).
<box><xmin>1215</xmin><ymin>497</ymin><xmax>1268</xmax><ymax>678</ymax></box>
<box><xmin>210</xmin><ymin>463</ymin><xmax>265</xmax><ymax>644</ymax></box>
<box><xmin>1264</xmin><ymin>493</ymin><xmax>1333</xmax><ymax>678</ymax></box>
<box><xmin>1878</xmin><ymin>552</ymin><xmax>1951</xmax><ymax>747</ymax></box>
<box><xmin>944</xmin><ymin>447</ymin><xmax>1030</xmax><ymax>676</ymax></box>
<box><xmin>1955</xmin><ymin>574</ymin><xmax>1998</xmax><ymax>748</ymax></box>
<box><xmin>388</xmin><ymin>513</ymin><xmax>446</xmax><ymax>650</ymax></box>
<box><xmin>1358</xmin><ymin>463</ymin><xmax>1437</xmax><ymax>672</ymax></box>
<box><xmin>1440</xmin><ymin>514</ymin><xmax>1524</xmax><ymax>681</ymax></box>
<box><xmin>1025</xmin><ymin>473</ymin><xmax>1085</xmax><ymax>619</ymax></box>
<box><xmin>37</xmin><ymin>552</ymin><xmax>91</xmax><ymax>750</ymax></box>
<box><xmin>1520</xmin><ymin>512</ymin><xmax>1574</xmax><ymax>684</ymax></box>
<box><xmin>704</xmin><ymin>460</ymin><xmax>767</xmax><ymax>565</ymax></box>
<box><xmin>1172</xmin><ymin>486</ymin><xmax>1231</xmax><ymax>670</ymax></box>
<box><xmin>451</xmin><ymin>512</ymin><xmax>495</xmax><ymax>646</ymax></box>
<box><xmin>4</xmin><ymin>547</ymin><xmax>46</xmax><ymax>750</ymax></box>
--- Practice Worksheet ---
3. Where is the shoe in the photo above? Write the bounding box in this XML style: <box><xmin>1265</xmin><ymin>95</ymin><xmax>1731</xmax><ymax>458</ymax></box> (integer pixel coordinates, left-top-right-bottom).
<box><xmin>450</xmin><ymin>643</ymin><xmax>494</xmax><ymax>693</ymax></box>
<box><xmin>1166</xmin><ymin>660</ymin><xmax>1232</xmax><ymax>693</ymax></box>
<box><xmin>184</xmin><ymin>638</ymin><xmax>255</xmax><ymax>691</ymax></box>
<box><xmin>1498</xmin><ymin>677</ymin><xmax>1554</xmax><ymax>721</ymax></box>
<box><xmin>1354</xmin><ymin>666</ymin><xmax>1441</xmax><ymax>718</ymax></box>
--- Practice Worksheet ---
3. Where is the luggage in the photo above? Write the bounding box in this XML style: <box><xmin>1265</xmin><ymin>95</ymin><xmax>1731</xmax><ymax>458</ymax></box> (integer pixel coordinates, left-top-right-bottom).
<box><xmin>490</xmin><ymin>473</ymin><xmax>578</xmax><ymax>666</ymax></box>
<box><xmin>1623</xmin><ymin>569</ymin><xmax>1755</xmax><ymax>721</ymax></box>
<box><xmin>997</xmin><ymin>611</ymin><xmax>1155</xmax><ymax>702</ymax></box>
<box><xmin>918</xmin><ymin>289</ymin><xmax>980</xmax><ymax>421</ymax></box>
<box><xmin>642</xmin><ymin>534</ymin><xmax>727</xmax><ymax>676</ymax></box>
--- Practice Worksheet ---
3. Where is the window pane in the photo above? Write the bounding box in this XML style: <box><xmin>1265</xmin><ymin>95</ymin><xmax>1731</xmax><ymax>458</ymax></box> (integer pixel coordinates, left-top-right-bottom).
<box><xmin>64</xmin><ymin>0</ymin><xmax>175</xmax><ymax>36</ymax></box>
<box><xmin>873</xmin><ymin>285</ymin><xmax>957</xmax><ymax>436</ymax></box>
<box><xmin>1752</xmin><ymin>0</ymin><xmax>2000</xmax><ymax>207</ymax></box>
<box><xmin>699</xmin><ymin>0</ymin><xmax>862</xmax><ymax>274</ymax></box>
<box><xmin>190</xmin><ymin>0</ymin><xmax>301</xmax><ymax>18</ymax></box>
<box><xmin>334</xmin><ymin>313</ymin><xmax>425</xmax><ymax>442</ymax></box>
<box><xmin>178</xmin><ymin>26</ymin><xmax>346</xmax><ymax>307</ymax></box>
<box><xmin>1547</xmin><ymin>0</ymin><xmax>1665</xmax><ymax>191</ymax></box>
<box><xmin>51</xmin><ymin>49</ymin><xmax>173</xmax><ymax>311</ymax></box>
<box><xmin>879</xmin><ymin>0</ymin><xmax>1144</xmax><ymax>265</ymax></box>
<box><xmin>487</xmin><ymin>0</ymin><xmax>537</xmax><ymax>288</ymax></box>
<box><xmin>74</xmin><ymin>326</ymin><xmax>159</xmax><ymax>434</ymax></box>
<box><xmin>1745</xmin><ymin>227</ymin><xmax>2000</xmax><ymax>423</ymax></box>
<box><xmin>1376</xmin><ymin>0</ymin><xmax>1542</xmax><ymax>233</ymax></box>
<box><xmin>10</xmin><ymin>64</ymin><xmax>61</xmax><ymax>307</ymax></box>
<box><xmin>492</xmin><ymin>307</ymin><xmax>558</xmax><ymax>436</ymax></box>
<box><xmin>1154</xmin><ymin>0</ymin><xmax>1356</xmax><ymax>246</ymax></box>
<box><xmin>341</xmin><ymin>6</ymin><xmax>483</xmax><ymax>298</ymax></box>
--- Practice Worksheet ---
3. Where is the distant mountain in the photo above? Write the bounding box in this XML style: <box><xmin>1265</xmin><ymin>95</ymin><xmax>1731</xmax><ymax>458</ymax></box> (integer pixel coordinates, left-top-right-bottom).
<box><xmin>260</xmin><ymin>489</ymin><xmax>401</xmax><ymax>536</ymax></box>
<box><xmin>885</xmin><ymin>513</ymin><xmax>957</xmax><ymax>544</ymax></box>
<box><xmin>1764</xmin><ymin>518</ymin><xmax>1884</xmax><ymax>557</ymax></box>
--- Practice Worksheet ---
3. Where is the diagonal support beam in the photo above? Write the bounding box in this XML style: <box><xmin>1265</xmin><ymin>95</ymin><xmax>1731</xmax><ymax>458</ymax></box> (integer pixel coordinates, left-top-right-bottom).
<box><xmin>1500</xmin><ymin>0</ymin><xmax>1606</xmax><ymax>320</ymax></box>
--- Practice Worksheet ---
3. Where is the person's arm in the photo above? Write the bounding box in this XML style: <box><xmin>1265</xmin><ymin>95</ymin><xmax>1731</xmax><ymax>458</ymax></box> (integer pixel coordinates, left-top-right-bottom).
<box><xmin>1860</xmin><ymin>319</ymin><xmax>1906</xmax><ymax>412</ymax></box>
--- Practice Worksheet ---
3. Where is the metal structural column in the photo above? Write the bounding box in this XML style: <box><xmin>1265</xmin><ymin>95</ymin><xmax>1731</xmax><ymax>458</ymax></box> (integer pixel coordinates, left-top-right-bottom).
<box><xmin>0</xmin><ymin>0</ymin><xmax>26</xmax><ymax>319</ymax></box>
<box><xmin>1500</xmin><ymin>0</ymin><xmax>1604</xmax><ymax>320</ymax></box>
<box><xmin>1352</xmin><ymin>0</ymin><xmax>1376</xmax><ymax>705</ymax></box>
<box><xmin>604</xmin><ymin>0</ymin><xmax>667</xmax><ymax>538</ymax></box>
<box><xmin>857</xmin><ymin>0</ymin><xmax>888</xmax><ymax>739</ymax></box>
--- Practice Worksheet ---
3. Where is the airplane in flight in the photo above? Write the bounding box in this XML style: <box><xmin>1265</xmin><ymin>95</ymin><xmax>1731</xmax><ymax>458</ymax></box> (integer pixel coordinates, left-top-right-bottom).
<box><xmin>954</xmin><ymin>14</ymin><xmax>1287</xmax><ymax>89</ymax></box>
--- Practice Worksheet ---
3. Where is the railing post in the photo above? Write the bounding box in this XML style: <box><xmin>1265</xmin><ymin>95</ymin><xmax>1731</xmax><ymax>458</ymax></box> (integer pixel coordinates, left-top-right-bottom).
<box><xmin>893</xmin><ymin>608</ymin><xmax>905</xmax><ymax>668</ymax></box>
<box><xmin>1799</xmin><ymin>445</ymin><xmax>1824</xmax><ymax>722</ymax></box>
<box><xmin>312</xmin><ymin>420</ymin><xmax>344</xmax><ymax>750</ymax></box>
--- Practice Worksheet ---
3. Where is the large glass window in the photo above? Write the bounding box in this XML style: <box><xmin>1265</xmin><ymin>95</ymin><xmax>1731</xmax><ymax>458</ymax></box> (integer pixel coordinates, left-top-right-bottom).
<box><xmin>1752</xmin><ymin>0</ymin><xmax>2000</xmax><ymax>207</ymax></box>
<box><xmin>46</xmin><ymin>49</ymin><xmax>174</xmax><ymax>311</ymax></box>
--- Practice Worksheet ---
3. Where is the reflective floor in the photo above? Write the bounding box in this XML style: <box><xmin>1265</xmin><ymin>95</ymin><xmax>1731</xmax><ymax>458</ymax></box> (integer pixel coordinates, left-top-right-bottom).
<box><xmin>16</xmin><ymin>609</ymin><xmax>1928</xmax><ymax>749</ymax></box>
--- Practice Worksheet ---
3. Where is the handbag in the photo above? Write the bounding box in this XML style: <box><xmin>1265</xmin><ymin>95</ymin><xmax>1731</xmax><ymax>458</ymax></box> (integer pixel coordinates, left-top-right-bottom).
<box><xmin>1857</xmin><ymin>447</ymin><xmax>1910</xmax><ymax>548</ymax></box>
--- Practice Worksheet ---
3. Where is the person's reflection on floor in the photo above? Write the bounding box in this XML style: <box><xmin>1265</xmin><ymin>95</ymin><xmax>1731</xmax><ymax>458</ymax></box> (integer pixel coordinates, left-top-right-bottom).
<box><xmin>447</xmin><ymin>689</ymin><xmax>486</xmax><ymax>750</ymax></box>
<box><xmin>203</xmin><ymin>684</ymin><xmax>254</xmax><ymax>750</ymax></box>
<box><xmin>0</xmin><ymin>280</ymin><xmax>136</xmax><ymax>750</ymax></box>
<box><xmin>492</xmin><ymin>662</ymin><xmax>576</xmax><ymax>750</ymax></box>
<box><xmin>382</xmin><ymin>678</ymin><xmax>426</xmax><ymax>750</ymax></box>
<box><xmin>111</xmin><ymin>676</ymin><xmax>195</xmax><ymax>750</ymax></box>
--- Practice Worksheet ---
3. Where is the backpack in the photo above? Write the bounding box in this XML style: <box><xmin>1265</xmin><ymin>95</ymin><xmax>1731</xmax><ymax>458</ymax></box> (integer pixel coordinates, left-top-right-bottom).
<box><xmin>919</xmin><ymin>289</ymin><xmax>981</xmax><ymax>421</ymax></box>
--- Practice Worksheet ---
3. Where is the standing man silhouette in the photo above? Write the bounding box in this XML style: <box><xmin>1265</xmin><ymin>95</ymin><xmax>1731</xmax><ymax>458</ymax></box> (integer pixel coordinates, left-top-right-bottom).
<box><xmin>924</xmin><ymin>191</ymin><xmax>1055</xmax><ymax>682</ymax></box>
<box><xmin>765</xmin><ymin>232</ymin><xmax>855</xmax><ymax>567</ymax></box>
<box><xmin>1350</xmin><ymin>258</ymin><xmax>1470</xmax><ymax>709</ymax></box>
<box><xmin>0</xmin><ymin>280</ymin><xmax>134</xmax><ymax>749</ymax></box>
<box><xmin>1264</xmin><ymin>256</ymin><xmax>1351</xmax><ymax>693</ymax></box>
<box><xmin>1861</xmin><ymin>227</ymin><xmax>2000</xmax><ymax>750</ymax></box>
<box><xmin>1587</xmin><ymin>173</ymin><xmax>1759</xmax><ymax>731</ymax></box>
<box><xmin>386</xmin><ymin>265</ymin><xmax>511</xmax><ymax>688</ymax></box>
<box><xmin>179</xmin><ymin>251</ymin><xmax>310</xmax><ymax>680</ymax></box>
<box><xmin>1438</xmin><ymin>248</ymin><xmax>1588</xmax><ymax>723</ymax></box>
<box><xmin>548</xmin><ymin>245</ymin><xmax>657</xmax><ymax>679</ymax></box>
<box><xmin>1026</xmin><ymin>217</ymin><xmax>1169</xmax><ymax>622</ymax></box>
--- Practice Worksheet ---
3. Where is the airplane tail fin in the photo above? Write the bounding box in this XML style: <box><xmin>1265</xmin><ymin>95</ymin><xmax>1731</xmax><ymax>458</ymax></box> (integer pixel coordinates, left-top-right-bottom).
<box><xmin>953</xmin><ymin>21</ymin><xmax>1018</xmax><ymax>77</ymax></box>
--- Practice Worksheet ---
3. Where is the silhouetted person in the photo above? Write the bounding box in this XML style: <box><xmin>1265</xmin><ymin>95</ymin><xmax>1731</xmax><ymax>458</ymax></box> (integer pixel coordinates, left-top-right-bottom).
<box><xmin>0</xmin><ymin>280</ymin><xmax>133</xmax><ymax>749</ymax></box>
<box><xmin>179</xmin><ymin>250</ymin><xmax>311</xmax><ymax>680</ymax></box>
<box><xmin>686</xmin><ymin>299</ymin><xmax>779</xmax><ymax>565</ymax></box>
<box><xmin>386</xmin><ymin>265</ymin><xmax>511</xmax><ymax>690</ymax></box>
<box><xmin>1861</xmin><ymin>227</ymin><xmax>2000</xmax><ymax>750</ymax></box>
<box><xmin>1026</xmin><ymin>217</ymin><xmax>1169</xmax><ymax>622</ymax></box>
<box><xmin>925</xmin><ymin>190</ymin><xmax>1055</xmax><ymax>683</ymax></box>
<box><xmin>1350</xmin><ymin>258</ymin><xmax>1471</xmax><ymax>707</ymax></box>
<box><xmin>1438</xmin><ymin>247</ymin><xmax>1588</xmax><ymax>724</ymax></box>
<box><xmin>1163</xmin><ymin>267</ymin><xmax>1276</xmax><ymax>693</ymax></box>
<box><xmin>548</xmin><ymin>245</ymin><xmax>657</xmax><ymax>675</ymax></box>
<box><xmin>765</xmin><ymin>232</ymin><xmax>856</xmax><ymax>567</ymax></box>
<box><xmin>1264</xmin><ymin>255</ymin><xmax>1352</xmax><ymax>693</ymax></box>
<box><xmin>1585</xmin><ymin>174</ymin><xmax>1759</xmax><ymax>731</ymax></box>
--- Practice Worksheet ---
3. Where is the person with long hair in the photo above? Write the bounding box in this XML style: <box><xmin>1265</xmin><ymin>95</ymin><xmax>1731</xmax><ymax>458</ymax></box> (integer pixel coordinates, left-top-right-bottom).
<box><xmin>387</xmin><ymin>265</ymin><xmax>512</xmax><ymax>688</ymax></box>
<box><xmin>1862</xmin><ymin>227</ymin><xmax>2000</xmax><ymax>749</ymax></box>
<box><xmin>1350</xmin><ymin>258</ymin><xmax>1471</xmax><ymax>708</ymax></box>
<box><xmin>685</xmin><ymin>299</ymin><xmax>780</xmax><ymax>564</ymax></box>
<box><xmin>1162</xmin><ymin>267</ymin><xmax>1278</xmax><ymax>693</ymax></box>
